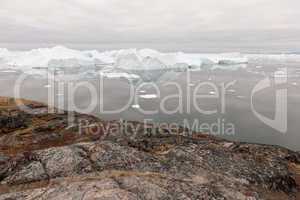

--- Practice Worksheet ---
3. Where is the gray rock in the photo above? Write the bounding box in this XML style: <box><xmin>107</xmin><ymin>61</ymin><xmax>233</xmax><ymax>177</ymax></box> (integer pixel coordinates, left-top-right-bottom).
<box><xmin>36</xmin><ymin>145</ymin><xmax>92</xmax><ymax>178</ymax></box>
<box><xmin>2</xmin><ymin>161</ymin><xmax>47</xmax><ymax>185</ymax></box>
<box><xmin>0</xmin><ymin>98</ymin><xmax>299</xmax><ymax>199</ymax></box>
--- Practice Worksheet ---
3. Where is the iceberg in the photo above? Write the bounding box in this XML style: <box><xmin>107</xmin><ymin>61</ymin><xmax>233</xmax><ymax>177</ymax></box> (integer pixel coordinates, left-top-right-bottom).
<box><xmin>247</xmin><ymin>54</ymin><xmax>300</xmax><ymax>63</ymax></box>
<box><xmin>218</xmin><ymin>58</ymin><xmax>248</xmax><ymax>65</ymax></box>
<box><xmin>0</xmin><ymin>46</ymin><xmax>254</xmax><ymax>78</ymax></box>
<box><xmin>0</xmin><ymin>48</ymin><xmax>10</xmax><ymax>58</ymax></box>
<box><xmin>48</xmin><ymin>58</ymin><xmax>93</xmax><ymax>68</ymax></box>
<box><xmin>114</xmin><ymin>53</ymin><xmax>142</xmax><ymax>70</ymax></box>
<box><xmin>141</xmin><ymin>57</ymin><xmax>167</xmax><ymax>70</ymax></box>
<box><xmin>47</xmin><ymin>58</ymin><xmax>102</xmax><ymax>74</ymax></box>
<box><xmin>200</xmin><ymin>53</ymin><xmax>248</xmax><ymax>65</ymax></box>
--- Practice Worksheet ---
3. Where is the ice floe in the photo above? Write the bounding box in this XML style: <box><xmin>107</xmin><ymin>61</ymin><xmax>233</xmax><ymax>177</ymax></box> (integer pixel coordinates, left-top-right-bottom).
<box><xmin>2</xmin><ymin>46</ymin><xmax>300</xmax><ymax>82</ymax></box>
<box><xmin>236</xmin><ymin>95</ymin><xmax>246</xmax><ymax>99</ymax></box>
<box><xmin>139</xmin><ymin>94</ymin><xmax>159</xmax><ymax>99</ymax></box>
<box><xmin>131</xmin><ymin>104</ymin><xmax>141</xmax><ymax>109</ymax></box>
<box><xmin>138</xmin><ymin>90</ymin><xmax>147</xmax><ymax>94</ymax></box>
<box><xmin>44</xmin><ymin>84</ymin><xmax>52</xmax><ymax>88</ymax></box>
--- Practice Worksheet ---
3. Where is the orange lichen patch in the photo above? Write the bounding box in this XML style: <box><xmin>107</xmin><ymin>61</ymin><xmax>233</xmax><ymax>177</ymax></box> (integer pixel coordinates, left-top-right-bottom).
<box><xmin>0</xmin><ymin>97</ymin><xmax>105</xmax><ymax>155</ymax></box>
<box><xmin>263</xmin><ymin>191</ymin><xmax>292</xmax><ymax>200</ymax></box>
<box><xmin>0</xmin><ymin>129</ymin><xmax>94</xmax><ymax>156</ymax></box>
<box><xmin>191</xmin><ymin>132</ymin><xmax>211</xmax><ymax>139</ymax></box>
<box><xmin>14</xmin><ymin>98</ymin><xmax>45</xmax><ymax>108</ymax></box>
<box><xmin>151</xmin><ymin>144</ymin><xmax>175</xmax><ymax>155</ymax></box>
<box><xmin>0</xmin><ymin>97</ymin><xmax>46</xmax><ymax>111</ymax></box>
<box><xmin>0</xmin><ymin>97</ymin><xmax>10</xmax><ymax>105</ymax></box>
<box><xmin>0</xmin><ymin>97</ymin><xmax>27</xmax><ymax>107</ymax></box>
<box><xmin>0</xmin><ymin>170</ymin><xmax>167</xmax><ymax>195</ymax></box>
<box><xmin>0</xmin><ymin>120</ymin><xmax>106</xmax><ymax>156</ymax></box>
<box><xmin>289</xmin><ymin>163</ymin><xmax>300</xmax><ymax>171</ymax></box>
<box><xmin>0</xmin><ymin>179</ymin><xmax>51</xmax><ymax>195</ymax></box>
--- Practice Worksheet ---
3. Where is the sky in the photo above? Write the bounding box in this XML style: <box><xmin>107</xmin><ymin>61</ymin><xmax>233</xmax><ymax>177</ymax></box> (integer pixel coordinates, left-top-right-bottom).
<box><xmin>0</xmin><ymin>0</ymin><xmax>299</xmax><ymax>52</ymax></box>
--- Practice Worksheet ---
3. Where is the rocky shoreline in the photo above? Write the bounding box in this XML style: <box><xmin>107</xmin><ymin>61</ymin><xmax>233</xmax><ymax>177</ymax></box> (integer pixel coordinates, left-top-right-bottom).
<box><xmin>0</xmin><ymin>97</ymin><xmax>299</xmax><ymax>199</ymax></box>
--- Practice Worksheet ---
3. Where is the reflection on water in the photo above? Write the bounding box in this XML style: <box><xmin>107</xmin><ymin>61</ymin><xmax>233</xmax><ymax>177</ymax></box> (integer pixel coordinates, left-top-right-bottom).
<box><xmin>0</xmin><ymin>60</ymin><xmax>300</xmax><ymax>151</ymax></box>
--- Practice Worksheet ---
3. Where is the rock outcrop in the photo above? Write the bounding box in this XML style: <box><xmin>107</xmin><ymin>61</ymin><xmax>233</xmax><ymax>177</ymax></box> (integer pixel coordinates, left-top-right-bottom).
<box><xmin>0</xmin><ymin>97</ymin><xmax>299</xmax><ymax>200</ymax></box>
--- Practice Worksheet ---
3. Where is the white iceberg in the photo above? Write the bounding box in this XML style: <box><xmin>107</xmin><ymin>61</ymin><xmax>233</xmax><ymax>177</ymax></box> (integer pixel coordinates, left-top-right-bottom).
<box><xmin>114</xmin><ymin>53</ymin><xmax>142</xmax><ymax>70</ymax></box>
<box><xmin>142</xmin><ymin>56</ymin><xmax>167</xmax><ymax>70</ymax></box>
<box><xmin>0</xmin><ymin>46</ymin><xmax>254</xmax><ymax>77</ymax></box>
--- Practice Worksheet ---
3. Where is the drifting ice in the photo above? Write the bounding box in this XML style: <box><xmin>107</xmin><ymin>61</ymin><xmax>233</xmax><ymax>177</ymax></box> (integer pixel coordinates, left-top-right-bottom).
<box><xmin>0</xmin><ymin>46</ymin><xmax>252</xmax><ymax>75</ymax></box>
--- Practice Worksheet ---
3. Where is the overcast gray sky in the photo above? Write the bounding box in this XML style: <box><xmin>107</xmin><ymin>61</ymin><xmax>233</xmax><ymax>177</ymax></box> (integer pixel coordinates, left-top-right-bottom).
<box><xmin>0</xmin><ymin>0</ymin><xmax>299</xmax><ymax>52</ymax></box>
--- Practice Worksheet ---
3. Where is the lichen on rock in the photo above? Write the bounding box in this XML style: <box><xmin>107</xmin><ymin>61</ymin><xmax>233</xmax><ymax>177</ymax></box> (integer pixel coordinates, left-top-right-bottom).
<box><xmin>0</xmin><ymin>97</ymin><xmax>299</xmax><ymax>200</ymax></box>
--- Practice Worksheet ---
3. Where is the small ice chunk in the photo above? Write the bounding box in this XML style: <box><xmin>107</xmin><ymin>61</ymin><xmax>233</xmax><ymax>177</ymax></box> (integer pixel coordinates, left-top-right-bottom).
<box><xmin>138</xmin><ymin>90</ymin><xmax>147</xmax><ymax>94</ymax></box>
<box><xmin>292</xmin><ymin>82</ymin><xmax>298</xmax><ymax>86</ymax></box>
<box><xmin>0</xmin><ymin>70</ymin><xmax>17</xmax><ymax>73</ymax></box>
<box><xmin>237</xmin><ymin>95</ymin><xmax>246</xmax><ymax>99</ymax></box>
<box><xmin>274</xmin><ymin>69</ymin><xmax>288</xmax><ymax>78</ymax></box>
<box><xmin>139</xmin><ymin>94</ymin><xmax>158</xmax><ymax>99</ymax></box>
<box><xmin>131</xmin><ymin>104</ymin><xmax>140</xmax><ymax>109</ymax></box>
<box><xmin>209</xmin><ymin>91</ymin><xmax>216</xmax><ymax>95</ymax></box>
<box><xmin>44</xmin><ymin>84</ymin><xmax>52</xmax><ymax>88</ymax></box>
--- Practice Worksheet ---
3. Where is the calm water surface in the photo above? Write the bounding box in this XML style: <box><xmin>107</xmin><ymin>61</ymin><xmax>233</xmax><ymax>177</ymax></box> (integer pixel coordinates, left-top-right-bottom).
<box><xmin>0</xmin><ymin>59</ymin><xmax>299</xmax><ymax>151</ymax></box>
